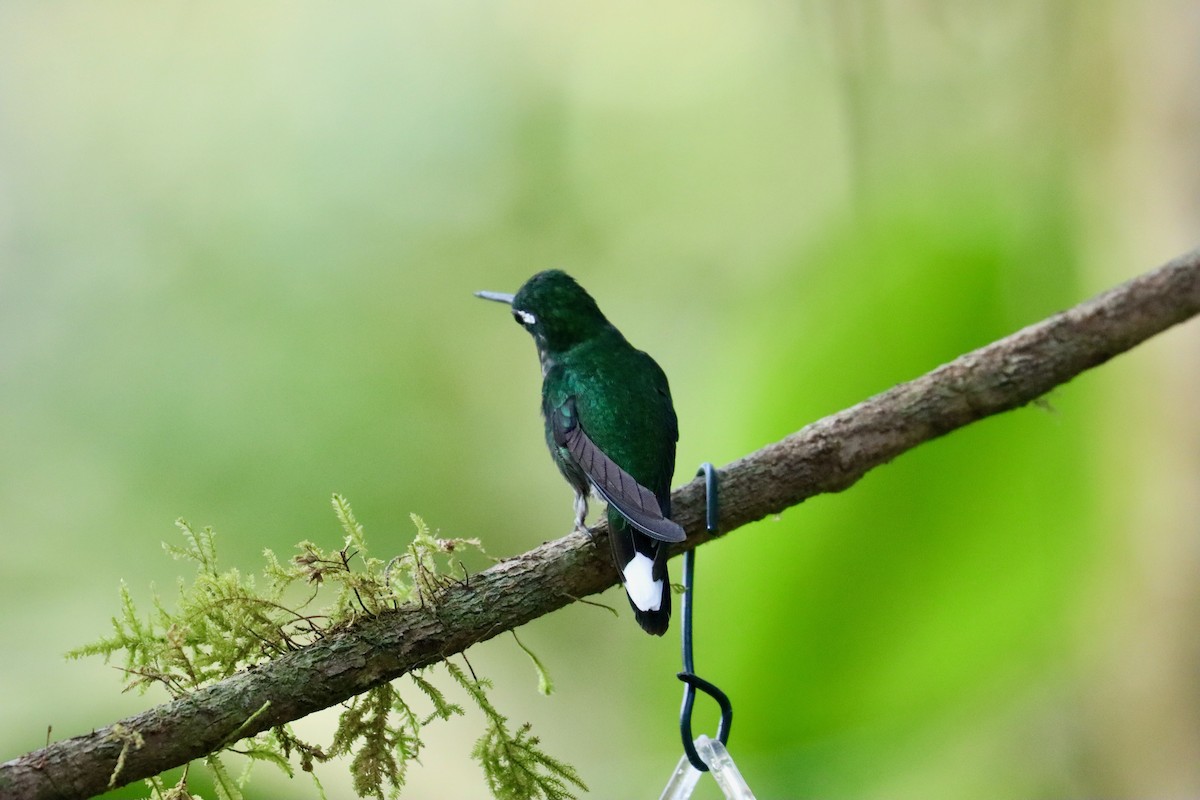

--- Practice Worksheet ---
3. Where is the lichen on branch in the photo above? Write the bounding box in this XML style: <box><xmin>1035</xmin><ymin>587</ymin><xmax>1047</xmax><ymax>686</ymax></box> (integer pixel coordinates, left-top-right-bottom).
<box><xmin>66</xmin><ymin>497</ymin><xmax>583</xmax><ymax>800</ymax></box>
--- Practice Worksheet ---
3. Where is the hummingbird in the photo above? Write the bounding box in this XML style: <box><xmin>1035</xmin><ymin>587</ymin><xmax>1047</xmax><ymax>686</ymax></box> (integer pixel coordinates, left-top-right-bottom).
<box><xmin>476</xmin><ymin>270</ymin><xmax>686</xmax><ymax>635</ymax></box>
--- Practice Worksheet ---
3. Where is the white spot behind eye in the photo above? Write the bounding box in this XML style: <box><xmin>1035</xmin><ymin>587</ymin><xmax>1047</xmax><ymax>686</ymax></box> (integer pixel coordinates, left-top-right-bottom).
<box><xmin>515</xmin><ymin>309</ymin><xmax>536</xmax><ymax>325</ymax></box>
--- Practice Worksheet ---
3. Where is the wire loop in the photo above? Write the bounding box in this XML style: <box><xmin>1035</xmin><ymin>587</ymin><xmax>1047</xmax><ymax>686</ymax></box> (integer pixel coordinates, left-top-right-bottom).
<box><xmin>677</xmin><ymin>463</ymin><xmax>733</xmax><ymax>771</ymax></box>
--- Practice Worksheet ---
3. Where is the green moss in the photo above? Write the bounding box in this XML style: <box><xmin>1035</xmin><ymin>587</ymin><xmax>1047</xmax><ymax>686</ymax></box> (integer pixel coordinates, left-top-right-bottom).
<box><xmin>70</xmin><ymin>495</ymin><xmax>584</xmax><ymax>800</ymax></box>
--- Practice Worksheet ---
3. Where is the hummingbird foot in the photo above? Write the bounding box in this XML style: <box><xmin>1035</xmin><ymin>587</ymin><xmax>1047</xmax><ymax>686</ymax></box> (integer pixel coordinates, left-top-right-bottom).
<box><xmin>572</xmin><ymin>490</ymin><xmax>589</xmax><ymax>535</ymax></box>
<box><xmin>574</xmin><ymin>521</ymin><xmax>600</xmax><ymax>543</ymax></box>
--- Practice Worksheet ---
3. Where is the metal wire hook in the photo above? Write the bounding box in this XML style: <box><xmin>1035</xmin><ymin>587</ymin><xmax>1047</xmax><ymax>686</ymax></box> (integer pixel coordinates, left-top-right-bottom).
<box><xmin>677</xmin><ymin>462</ymin><xmax>733</xmax><ymax>772</ymax></box>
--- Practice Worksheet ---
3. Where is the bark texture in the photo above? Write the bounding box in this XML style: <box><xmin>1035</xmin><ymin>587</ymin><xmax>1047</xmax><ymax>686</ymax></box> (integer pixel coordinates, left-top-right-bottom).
<box><xmin>2</xmin><ymin>247</ymin><xmax>1198</xmax><ymax>800</ymax></box>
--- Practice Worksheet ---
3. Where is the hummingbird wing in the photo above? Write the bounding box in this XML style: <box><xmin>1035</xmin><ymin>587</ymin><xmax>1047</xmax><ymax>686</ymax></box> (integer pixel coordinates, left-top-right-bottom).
<box><xmin>551</xmin><ymin>401</ymin><xmax>686</xmax><ymax>544</ymax></box>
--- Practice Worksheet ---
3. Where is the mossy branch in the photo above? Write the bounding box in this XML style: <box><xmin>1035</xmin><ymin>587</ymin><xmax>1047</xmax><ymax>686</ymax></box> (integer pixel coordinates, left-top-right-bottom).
<box><xmin>2</xmin><ymin>247</ymin><xmax>1199</xmax><ymax>800</ymax></box>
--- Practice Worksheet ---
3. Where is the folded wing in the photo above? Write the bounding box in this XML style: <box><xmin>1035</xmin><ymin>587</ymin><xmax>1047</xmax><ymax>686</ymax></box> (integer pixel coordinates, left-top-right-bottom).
<box><xmin>553</xmin><ymin>403</ymin><xmax>686</xmax><ymax>543</ymax></box>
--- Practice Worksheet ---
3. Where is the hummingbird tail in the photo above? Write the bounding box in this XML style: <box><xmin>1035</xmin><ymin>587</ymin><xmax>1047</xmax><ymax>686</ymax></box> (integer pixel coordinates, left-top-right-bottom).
<box><xmin>632</xmin><ymin>585</ymin><xmax>671</xmax><ymax>636</ymax></box>
<box><xmin>608</xmin><ymin>512</ymin><xmax>672</xmax><ymax>636</ymax></box>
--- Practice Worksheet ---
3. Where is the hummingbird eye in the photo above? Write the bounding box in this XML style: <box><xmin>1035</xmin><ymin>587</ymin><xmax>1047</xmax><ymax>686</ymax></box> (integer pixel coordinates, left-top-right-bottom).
<box><xmin>514</xmin><ymin>309</ymin><xmax>536</xmax><ymax>326</ymax></box>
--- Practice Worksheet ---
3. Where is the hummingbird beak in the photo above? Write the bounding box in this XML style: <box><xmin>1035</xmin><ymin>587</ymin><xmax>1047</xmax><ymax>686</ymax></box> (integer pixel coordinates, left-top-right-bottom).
<box><xmin>474</xmin><ymin>290</ymin><xmax>515</xmax><ymax>305</ymax></box>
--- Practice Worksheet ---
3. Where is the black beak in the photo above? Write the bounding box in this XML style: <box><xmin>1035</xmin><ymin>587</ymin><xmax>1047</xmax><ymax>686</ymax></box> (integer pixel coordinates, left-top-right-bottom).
<box><xmin>474</xmin><ymin>290</ymin><xmax>515</xmax><ymax>305</ymax></box>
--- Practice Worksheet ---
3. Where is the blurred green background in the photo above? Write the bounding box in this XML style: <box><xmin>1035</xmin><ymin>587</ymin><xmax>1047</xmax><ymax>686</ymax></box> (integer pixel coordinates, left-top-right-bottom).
<box><xmin>2</xmin><ymin>2</ymin><xmax>1198</xmax><ymax>798</ymax></box>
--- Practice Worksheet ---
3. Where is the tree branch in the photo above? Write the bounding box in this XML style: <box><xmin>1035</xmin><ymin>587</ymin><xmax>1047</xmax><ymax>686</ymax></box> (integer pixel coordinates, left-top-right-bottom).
<box><xmin>3</xmin><ymin>247</ymin><xmax>1199</xmax><ymax>800</ymax></box>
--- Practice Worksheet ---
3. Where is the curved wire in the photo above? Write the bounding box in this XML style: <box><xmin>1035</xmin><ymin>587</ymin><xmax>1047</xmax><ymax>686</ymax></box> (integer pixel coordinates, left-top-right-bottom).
<box><xmin>677</xmin><ymin>462</ymin><xmax>733</xmax><ymax>771</ymax></box>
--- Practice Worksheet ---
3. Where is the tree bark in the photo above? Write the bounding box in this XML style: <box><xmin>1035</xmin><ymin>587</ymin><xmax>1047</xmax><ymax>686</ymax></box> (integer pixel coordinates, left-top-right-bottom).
<box><xmin>2</xmin><ymin>247</ymin><xmax>1198</xmax><ymax>800</ymax></box>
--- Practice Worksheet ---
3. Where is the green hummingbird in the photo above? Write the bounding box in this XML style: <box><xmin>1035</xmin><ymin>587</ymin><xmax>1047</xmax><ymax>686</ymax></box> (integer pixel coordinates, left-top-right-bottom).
<box><xmin>476</xmin><ymin>270</ymin><xmax>686</xmax><ymax>635</ymax></box>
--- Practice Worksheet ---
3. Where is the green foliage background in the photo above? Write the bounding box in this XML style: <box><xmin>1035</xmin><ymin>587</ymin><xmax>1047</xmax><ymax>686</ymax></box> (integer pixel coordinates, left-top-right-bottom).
<box><xmin>2</xmin><ymin>2</ymin><xmax>1197</xmax><ymax>797</ymax></box>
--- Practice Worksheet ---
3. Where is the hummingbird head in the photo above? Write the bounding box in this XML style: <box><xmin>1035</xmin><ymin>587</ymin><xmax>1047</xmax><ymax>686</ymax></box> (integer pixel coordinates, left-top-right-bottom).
<box><xmin>476</xmin><ymin>270</ymin><xmax>610</xmax><ymax>353</ymax></box>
